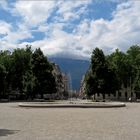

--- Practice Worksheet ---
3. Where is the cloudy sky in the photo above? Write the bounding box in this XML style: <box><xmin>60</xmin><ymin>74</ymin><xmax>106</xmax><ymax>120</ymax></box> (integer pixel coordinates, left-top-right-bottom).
<box><xmin>0</xmin><ymin>0</ymin><xmax>140</xmax><ymax>60</ymax></box>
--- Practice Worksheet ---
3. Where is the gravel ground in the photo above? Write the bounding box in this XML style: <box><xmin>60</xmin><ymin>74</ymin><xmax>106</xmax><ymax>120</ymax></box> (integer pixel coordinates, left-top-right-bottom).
<box><xmin>0</xmin><ymin>102</ymin><xmax>140</xmax><ymax>140</ymax></box>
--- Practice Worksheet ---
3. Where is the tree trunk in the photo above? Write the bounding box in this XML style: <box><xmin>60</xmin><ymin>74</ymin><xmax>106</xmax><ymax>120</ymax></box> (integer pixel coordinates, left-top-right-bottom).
<box><xmin>41</xmin><ymin>93</ymin><xmax>44</xmax><ymax>99</ymax></box>
<box><xmin>93</xmin><ymin>94</ymin><xmax>96</xmax><ymax>100</ymax></box>
<box><xmin>102</xmin><ymin>93</ymin><xmax>105</xmax><ymax>102</ymax></box>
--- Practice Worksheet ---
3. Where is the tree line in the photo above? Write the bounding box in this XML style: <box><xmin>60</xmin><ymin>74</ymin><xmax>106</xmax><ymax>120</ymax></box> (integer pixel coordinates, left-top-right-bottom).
<box><xmin>0</xmin><ymin>46</ymin><xmax>57</xmax><ymax>100</ymax></box>
<box><xmin>84</xmin><ymin>45</ymin><xmax>140</xmax><ymax>100</ymax></box>
<box><xmin>1</xmin><ymin>44</ymin><xmax>140</xmax><ymax>101</ymax></box>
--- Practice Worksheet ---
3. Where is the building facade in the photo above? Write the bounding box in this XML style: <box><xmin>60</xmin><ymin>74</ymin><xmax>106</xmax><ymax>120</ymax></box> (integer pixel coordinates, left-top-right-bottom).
<box><xmin>52</xmin><ymin>63</ymin><xmax>69</xmax><ymax>99</ymax></box>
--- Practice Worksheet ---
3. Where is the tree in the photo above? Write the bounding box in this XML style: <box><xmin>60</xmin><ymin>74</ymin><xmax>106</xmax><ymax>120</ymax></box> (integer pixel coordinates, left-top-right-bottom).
<box><xmin>84</xmin><ymin>70</ymin><xmax>97</xmax><ymax>98</ymax></box>
<box><xmin>22</xmin><ymin>70</ymin><xmax>36</xmax><ymax>100</ymax></box>
<box><xmin>11</xmin><ymin>46</ymin><xmax>33</xmax><ymax>95</ymax></box>
<box><xmin>0</xmin><ymin>50</ymin><xmax>12</xmax><ymax>97</ymax></box>
<box><xmin>107</xmin><ymin>49</ymin><xmax>130</xmax><ymax>89</ymax></box>
<box><xmin>127</xmin><ymin>45</ymin><xmax>140</xmax><ymax>98</ymax></box>
<box><xmin>0</xmin><ymin>46</ymin><xmax>59</xmax><ymax>100</ymax></box>
<box><xmin>0</xmin><ymin>64</ymin><xmax>6</xmax><ymax>98</ymax></box>
<box><xmin>32</xmin><ymin>48</ymin><xmax>56</xmax><ymax>98</ymax></box>
<box><xmin>84</xmin><ymin>48</ymin><xmax>118</xmax><ymax>100</ymax></box>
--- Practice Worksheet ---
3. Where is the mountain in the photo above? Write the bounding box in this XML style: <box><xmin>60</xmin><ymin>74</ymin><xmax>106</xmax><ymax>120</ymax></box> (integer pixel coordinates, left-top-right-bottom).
<box><xmin>49</xmin><ymin>57</ymin><xmax>90</xmax><ymax>91</ymax></box>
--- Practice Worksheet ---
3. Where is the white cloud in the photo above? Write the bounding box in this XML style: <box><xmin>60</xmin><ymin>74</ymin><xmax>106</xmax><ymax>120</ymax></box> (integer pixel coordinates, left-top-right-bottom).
<box><xmin>12</xmin><ymin>0</ymin><xmax>91</xmax><ymax>26</ymax></box>
<box><xmin>56</xmin><ymin>0</ymin><xmax>91</xmax><ymax>22</ymax></box>
<box><xmin>1</xmin><ymin>0</ymin><xmax>140</xmax><ymax>60</ymax></box>
<box><xmin>55</xmin><ymin>1</ymin><xmax>140</xmax><ymax>58</ymax></box>
<box><xmin>0</xmin><ymin>41</ymin><xmax>16</xmax><ymax>50</ymax></box>
<box><xmin>0</xmin><ymin>21</ymin><xmax>11</xmax><ymax>35</ymax></box>
<box><xmin>0</xmin><ymin>21</ymin><xmax>32</xmax><ymax>44</ymax></box>
<box><xmin>3</xmin><ymin>30</ymin><xmax>32</xmax><ymax>44</ymax></box>
<box><xmin>0</xmin><ymin>21</ymin><xmax>33</xmax><ymax>43</ymax></box>
<box><xmin>102</xmin><ymin>1</ymin><xmax>140</xmax><ymax>52</ymax></box>
<box><xmin>74</xmin><ymin>1</ymin><xmax>140</xmax><ymax>56</ymax></box>
<box><xmin>13</xmin><ymin>1</ymin><xmax>56</xmax><ymax>26</ymax></box>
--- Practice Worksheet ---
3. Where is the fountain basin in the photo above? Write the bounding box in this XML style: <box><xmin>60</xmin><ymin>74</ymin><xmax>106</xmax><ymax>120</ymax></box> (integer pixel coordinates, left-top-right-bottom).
<box><xmin>19</xmin><ymin>101</ymin><xmax>126</xmax><ymax>108</ymax></box>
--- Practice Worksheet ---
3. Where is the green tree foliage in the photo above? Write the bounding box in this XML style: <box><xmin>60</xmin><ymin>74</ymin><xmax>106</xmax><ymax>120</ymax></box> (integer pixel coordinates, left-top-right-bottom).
<box><xmin>32</xmin><ymin>48</ymin><xmax>56</xmax><ymax>98</ymax></box>
<box><xmin>85</xmin><ymin>48</ymin><xmax>118</xmax><ymax>100</ymax></box>
<box><xmin>11</xmin><ymin>46</ymin><xmax>33</xmax><ymax>93</ymax></box>
<box><xmin>84</xmin><ymin>70</ymin><xmax>97</xmax><ymax>98</ymax></box>
<box><xmin>0</xmin><ymin>64</ymin><xmax>6</xmax><ymax>97</ymax></box>
<box><xmin>127</xmin><ymin>45</ymin><xmax>140</xmax><ymax>97</ymax></box>
<box><xmin>107</xmin><ymin>49</ymin><xmax>130</xmax><ymax>88</ymax></box>
<box><xmin>22</xmin><ymin>70</ymin><xmax>36</xmax><ymax>99</ymax></box>
<box><xmin>0</xmin><ymin>46</ymin><xmax>57</xmax><ymax>100</ymax></box>
<box><xmin>0</xmin><ymin>50</ymin><xmax>12</xmax><ymax>97</ymax></box>
<box><xmin>84</xmin><ymin>45</ymin><xmax>140</xmax><ymax>100</ymax></box>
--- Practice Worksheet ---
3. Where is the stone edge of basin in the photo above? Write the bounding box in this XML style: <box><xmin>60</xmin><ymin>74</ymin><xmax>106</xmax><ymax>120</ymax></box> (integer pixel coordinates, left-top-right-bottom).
<box><xmin>18</xmin><ymin>102</ymin><xmax>126</xmax><ymax>108</ymax></box>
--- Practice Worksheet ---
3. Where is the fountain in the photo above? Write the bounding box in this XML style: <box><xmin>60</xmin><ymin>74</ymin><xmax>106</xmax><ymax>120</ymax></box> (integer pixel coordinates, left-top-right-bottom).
<box><xmin>18</xmin><ymin>100</ymin><xmax>126</xmax><ymax>108</ymax></box>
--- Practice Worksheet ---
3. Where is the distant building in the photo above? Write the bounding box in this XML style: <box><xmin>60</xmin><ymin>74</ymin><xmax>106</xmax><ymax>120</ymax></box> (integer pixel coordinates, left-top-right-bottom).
<box><xmin>52</xmin><ymin>63</ymin><xmax>69</xmax><ymax>99</ymax></box>
<box><xmin>79</xmin><ymin>75</ymin><xmax>86</xmax><ymax>98</ymax></box>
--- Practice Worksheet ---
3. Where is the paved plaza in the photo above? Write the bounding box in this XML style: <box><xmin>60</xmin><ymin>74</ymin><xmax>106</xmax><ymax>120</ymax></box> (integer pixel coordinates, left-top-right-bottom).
<box><xmin>0</xmin><ymin>102</ymin><xmax>140</xmax><ymax>140</ymax></box>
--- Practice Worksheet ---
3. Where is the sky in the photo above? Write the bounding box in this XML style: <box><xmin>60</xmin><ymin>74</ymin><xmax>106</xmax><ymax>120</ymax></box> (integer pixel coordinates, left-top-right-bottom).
<box><xmin>0</xmin><ymin>0</ymin><xmax>140</xmax><ymax>60</ymax></box>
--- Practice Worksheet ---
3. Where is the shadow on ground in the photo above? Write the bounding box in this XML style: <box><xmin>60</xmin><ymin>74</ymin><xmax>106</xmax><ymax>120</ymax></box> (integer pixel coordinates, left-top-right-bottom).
<box><xmin>0</xmin><ymin>129</ymin><xmax>19</xmax><ymax>137</ymax></box>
